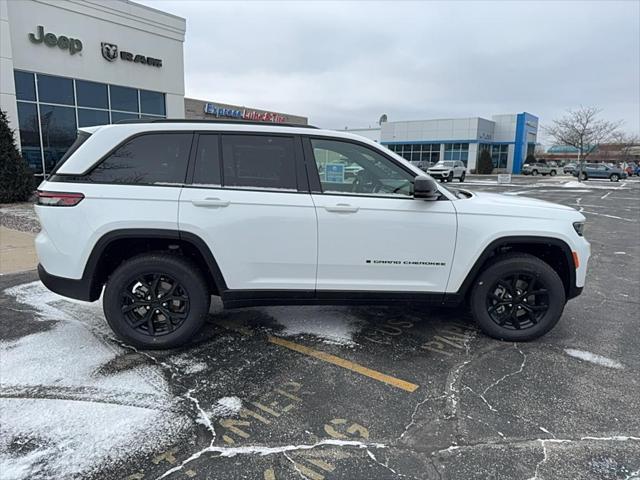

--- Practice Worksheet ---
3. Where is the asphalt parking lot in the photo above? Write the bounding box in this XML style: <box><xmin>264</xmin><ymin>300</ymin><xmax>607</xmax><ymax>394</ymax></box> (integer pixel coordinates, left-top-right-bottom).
<box><xmin>1</xmin><ymin>175</ymin><xmax>639</xmax><ymax>480</ymax></box>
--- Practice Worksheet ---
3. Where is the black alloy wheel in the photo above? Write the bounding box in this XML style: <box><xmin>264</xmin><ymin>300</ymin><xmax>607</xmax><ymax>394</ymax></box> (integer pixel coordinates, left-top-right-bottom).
<box><xmin>120</xmin><ymin>273</ymin><xmax>190</xmax><ymax>337</ymax></box>
<box><xmin>485</xmin><ymin>273</ymin><xmax>549</xmax><ymax>331</ymax></box>
<box><xmin>580</xmin><ymin>172</ymin><xmax>588</xmax><ymax>181</ymax></box>
<box><xmin>469</xmin><ymin>253</ymin><xmax>566</xmax><ymax>341</ymax></box>
<box><xmin>104</xmin><ymin>253</ymin><xmax>210</xmax><ymax>349</ymax></box>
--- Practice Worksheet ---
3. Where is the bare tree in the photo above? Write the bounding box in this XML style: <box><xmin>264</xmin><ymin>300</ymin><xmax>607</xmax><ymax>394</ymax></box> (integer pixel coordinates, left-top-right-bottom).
<box><xmin>544</xmin><ymin>106</ymin><xmax>621</xmax><ymax>181</ymax></box>
<box><xmin>610</xmin><ymin>131</ymin><xmax>640</xmax><ymax>165</ymax></box>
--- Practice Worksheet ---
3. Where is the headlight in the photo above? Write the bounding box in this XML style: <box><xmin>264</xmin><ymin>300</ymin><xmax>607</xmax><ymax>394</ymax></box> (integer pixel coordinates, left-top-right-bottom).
<box><xmin>573</xmin><ymin>221</ymin><xmax>585</xmax><ymax>236</ymax></box>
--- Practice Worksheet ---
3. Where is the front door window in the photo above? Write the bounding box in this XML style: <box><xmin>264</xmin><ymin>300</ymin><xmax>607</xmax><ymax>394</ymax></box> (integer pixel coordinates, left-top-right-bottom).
<box><xmin>311</xmin><ymin>138</ymin><xmax>414</xmax><ymax>197</ymax></box>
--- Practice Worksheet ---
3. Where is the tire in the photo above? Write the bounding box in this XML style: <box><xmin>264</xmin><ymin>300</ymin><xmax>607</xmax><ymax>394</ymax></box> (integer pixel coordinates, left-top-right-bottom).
<box><xmin>580</xmin><ymin>172</ymin><xmax>588</xmax><ymax>181</ymax></box>
<box><xmin>532</xmin><ymin>170</ymin><xmax>538</xmax><ymax>176</ymax></box>
<box><xmin>447</xmin><ymin>172</ymin><xmax>454</xmax><ymax>182</ymax></box>
<box><xmin>469</xmin><ymin>253</ymin><xmax>566</xmax><ymax>341</ymax></box>
<box><xmin>459</xmin><ymin>172</ymin><xmax>466</xmax><ymax>182</ymax></box>
<box><xmin>550</xmin><ymin>170</ymin><xmax>557</xmax><ymax>176</ymax></box>
<box><xmin>103</xmin><ymin>253</ymin><xmax>210</xmax><ymax>349</ymax></box>
<box><xmin>610</xmin><ymin>174</ymin><xmax>619</xmax><ymax>182</ymax></box>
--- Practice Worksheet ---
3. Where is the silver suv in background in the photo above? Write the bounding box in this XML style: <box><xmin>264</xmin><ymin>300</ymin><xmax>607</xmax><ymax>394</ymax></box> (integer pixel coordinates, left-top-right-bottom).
<box><xmin>522</xmin><ymin>162</ymin><xmax>559</xmax><ymax>176</ymax></box>
<box><xmin>427</xmin><ymin>161</ymin><xmax>466</xmax><ymax>182</ymax></box>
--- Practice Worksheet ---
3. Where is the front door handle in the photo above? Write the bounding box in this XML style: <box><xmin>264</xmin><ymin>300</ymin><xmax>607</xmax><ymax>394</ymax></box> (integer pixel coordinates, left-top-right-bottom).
<box><xmin>191</xmin><ymin>197</ymin><xmax>230</xmax><ymax>208</ymax></box>
<box><xmin>324</xmin><ymin>203</ymin><xmax>359</xmax><ymax>213</ymax></box>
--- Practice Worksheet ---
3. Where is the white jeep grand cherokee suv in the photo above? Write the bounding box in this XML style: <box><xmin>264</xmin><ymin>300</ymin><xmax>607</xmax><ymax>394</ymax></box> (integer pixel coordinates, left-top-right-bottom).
<box><xmin>36</xmin><ymin>120</ymin><xmax>590</xmax><ymax>349</ymax></box>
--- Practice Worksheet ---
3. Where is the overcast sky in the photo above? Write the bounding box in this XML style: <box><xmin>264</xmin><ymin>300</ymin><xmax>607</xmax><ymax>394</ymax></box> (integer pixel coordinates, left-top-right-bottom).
<box><xmin>141</xmin><ymin>0</ymin><xmax>639</xmax><ymax>141</ymax></box>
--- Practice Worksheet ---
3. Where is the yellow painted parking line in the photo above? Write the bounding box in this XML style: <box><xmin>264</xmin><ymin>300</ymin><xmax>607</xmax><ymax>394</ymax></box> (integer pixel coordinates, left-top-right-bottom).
<box><xmin>267</xmin><ymin>336</ymin><xmax>419</xmax><ymax>393</ymax></box>
<box><xmin>214</xmin><ymin>319</ymin><xmax>420</xmax><ymax>393</ymax></box>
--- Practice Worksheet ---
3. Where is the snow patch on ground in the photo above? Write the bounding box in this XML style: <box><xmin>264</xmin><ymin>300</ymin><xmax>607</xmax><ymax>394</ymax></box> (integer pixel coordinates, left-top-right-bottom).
<box><xmin>263</xmin><ymin>306</ymin><xmax>365</xmax><ymax>345</ymax></box>
<box><xmin>560</xmin><ymin>180</ymin><xmax>626</xmax><ymax>190</ymax></box>
<box><xmin>564</xmin><ymin>348</ymin><xmax>624</xmax><ymax>369</ymax></box>
<box><xmin>208</xmin><ymin>396</ymin><xmax>243</xmax><ymax>417</ymax></box>
<box><xmin>1</xmin><ymin>282</ymin><xmax>190</xmax><ymax>479</ymax></box>
<box><xmin>614</xmin><ymin>252</ymin><xmax>626</xmax><ymax>255</ymax></box>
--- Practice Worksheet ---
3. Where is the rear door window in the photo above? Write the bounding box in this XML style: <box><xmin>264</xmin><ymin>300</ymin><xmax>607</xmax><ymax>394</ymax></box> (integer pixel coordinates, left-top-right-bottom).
<box><xmin>221</xmin><ymin>135</ymin><xmax>297</xmax><ymax>190</ymax></box>
<box><xmin>89</xmin><ymin>133</ymin><xmax>193</xmax><ymax>184</ymax></box>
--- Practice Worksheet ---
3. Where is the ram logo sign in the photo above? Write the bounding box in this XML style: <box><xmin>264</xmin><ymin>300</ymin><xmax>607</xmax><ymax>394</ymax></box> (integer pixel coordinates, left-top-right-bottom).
<box><xmin>101</xmin><ymin>42</ymin><xmax>118</xmax><ymax>62</ymax></box>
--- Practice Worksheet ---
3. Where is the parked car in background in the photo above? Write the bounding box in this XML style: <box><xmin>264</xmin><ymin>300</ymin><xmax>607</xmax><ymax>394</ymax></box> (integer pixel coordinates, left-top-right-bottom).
<box><xmin>522</xmin><ymin>162</ymin><xmax>559</xmax><ymax>176</ymax></box>
<box><xmin>563</xmin><ymin>163</ymin><xmax>576</xmax><ymax>174</ymax></box>
<box><xmin>624</xmin><ymin>163</ymin><xmax>640</xmax><ymax>177</ymax></box>
<box><xmin>573</xmin><ymin>163</ymin><xmax>628</xmax><ymax>182</ymax></box>
<box><xmin>427</xmin><ymin>160</ymin><xmax>466</xmax><ymax>182</ymax></box>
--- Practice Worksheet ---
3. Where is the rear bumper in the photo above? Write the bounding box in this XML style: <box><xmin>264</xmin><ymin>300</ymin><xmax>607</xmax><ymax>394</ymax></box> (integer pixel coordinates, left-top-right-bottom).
<box><xmin>38</xmin><ymin>263</ymin><xmax>96</xmax><ymax>302</ymax></box>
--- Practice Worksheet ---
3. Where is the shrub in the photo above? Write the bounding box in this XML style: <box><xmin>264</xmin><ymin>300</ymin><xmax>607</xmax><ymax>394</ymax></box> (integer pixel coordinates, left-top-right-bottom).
<box><xmin>0</xmin><ymin>110</ymin><xmax>34</xmax><ymax>203</ymax></box>
<box><xmin>476</xmin><ymin>149</ymin><xmax>493</xmax><ymax>174</ymax></box>
<box><xmin>524</xmin><ymin>154</ymin><xmax>537</xmax><ymax>164</ymax></box>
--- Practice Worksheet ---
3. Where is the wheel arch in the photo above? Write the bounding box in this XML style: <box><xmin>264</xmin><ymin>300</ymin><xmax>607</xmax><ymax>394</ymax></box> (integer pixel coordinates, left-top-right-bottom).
<box><xmin>82</xmin><ymin>229</ymin><xmax>228</xmax><ymax>301</ymax></box>
<box><xmin>454</xmin><ymin>236</ymin><xmax>578</xmax><ymax>302</ymax></box>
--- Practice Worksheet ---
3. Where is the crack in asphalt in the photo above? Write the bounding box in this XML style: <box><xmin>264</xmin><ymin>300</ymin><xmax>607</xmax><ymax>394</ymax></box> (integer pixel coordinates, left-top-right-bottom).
<box><xmin>477</xmin><ymin>343</ymin><xmax>527</xmax><ymax>413</ymax></box>
<box><xmin>154</xmin><ymin>439</ymin><xmax>388</xmax><ymax>480</ymax></box>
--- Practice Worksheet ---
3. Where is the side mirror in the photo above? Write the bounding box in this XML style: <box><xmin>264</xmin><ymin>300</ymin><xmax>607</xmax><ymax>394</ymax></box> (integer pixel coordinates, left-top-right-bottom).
<box><xmin>413</xmin><ymin>175</ymin><xmax>440</xmax><ymax>201</ymax></box>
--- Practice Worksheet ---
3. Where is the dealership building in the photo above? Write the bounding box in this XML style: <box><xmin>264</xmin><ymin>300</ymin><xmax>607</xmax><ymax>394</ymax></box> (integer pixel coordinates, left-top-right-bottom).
<box><xmin>0</xmin><ymin>0</ymin><xmax>306</xmax><ymax>177</ymax></box>
<box><xmin>346</xmin><ymin>113</ymin><xmax>539</xmax><ymax>174</ymax></box>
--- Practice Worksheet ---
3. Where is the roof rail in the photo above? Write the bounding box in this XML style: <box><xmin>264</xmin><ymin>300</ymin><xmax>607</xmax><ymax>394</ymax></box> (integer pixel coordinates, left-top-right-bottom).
<box><xmin>115</xmin><ymin>118</ymin><xmax>318</xmax><ymax>129</ymax></box>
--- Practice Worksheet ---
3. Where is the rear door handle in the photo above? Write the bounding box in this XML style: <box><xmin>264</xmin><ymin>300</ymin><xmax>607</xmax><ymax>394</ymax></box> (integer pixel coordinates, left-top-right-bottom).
<box><xmin>191</xmin><ymin>197</ymin><xmax>230</xmax><ymax>208</ymax></box>
<box><xmin>324</xmin><ymin>203</ymin><xmax>359</xmax><ymax>213</ymax></box>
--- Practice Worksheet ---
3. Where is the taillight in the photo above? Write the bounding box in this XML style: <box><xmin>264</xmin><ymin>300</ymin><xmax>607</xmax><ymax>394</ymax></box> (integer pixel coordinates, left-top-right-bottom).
<box><xmin>37</xmin><ymin>191</ymin><xmax>84</xmax><ymax>206</ymax></box>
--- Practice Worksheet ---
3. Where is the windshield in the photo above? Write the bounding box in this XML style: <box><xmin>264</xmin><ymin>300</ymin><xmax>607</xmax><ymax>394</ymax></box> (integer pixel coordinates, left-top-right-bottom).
<box><xmin>434</xmin><ymin>161</ymin><xmax>455</xmax><ymax>167</ymax></box>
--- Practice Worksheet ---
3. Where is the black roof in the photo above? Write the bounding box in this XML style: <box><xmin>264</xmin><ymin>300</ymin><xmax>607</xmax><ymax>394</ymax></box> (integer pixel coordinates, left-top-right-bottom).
<box><xmin>116</xmin><ymin>118</ymin><xmax>318</xmax><ymax>129</ymax></box>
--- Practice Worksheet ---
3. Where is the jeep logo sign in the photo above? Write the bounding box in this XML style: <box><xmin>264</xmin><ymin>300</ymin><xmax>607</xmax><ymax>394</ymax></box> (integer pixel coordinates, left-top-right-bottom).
<box><xmin>29</xmin><ymin>26</ymin><xmax>82</xmax><ymax>55</ymax></box>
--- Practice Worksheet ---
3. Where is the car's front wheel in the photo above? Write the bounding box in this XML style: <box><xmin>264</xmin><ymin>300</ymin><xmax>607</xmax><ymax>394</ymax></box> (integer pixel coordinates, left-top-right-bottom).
<box><xmin>531</xmin><ymin>170</ymin><xmax>538</xmax><ymax>176</ymax></box>
<box><xmin>610</xmin><ymin>173</ymin><xmax>620</xmax><ymax>182</ymax></box>
<box><xmin>447</xmin><ymin>172</ymin><xmax>454</xmax><ymax>182</ymax></box>
<box><xmin>459</xmin><ymin>171</ymin><xmax>466</xmax><ymax>182</ymax></box>
<box><xmin>469</xmin><ymin>253</ymin><xmax>566</xmax><ymax>341</ymax></box>
<box><xmin>580</xmin><ymin>172</ymin><xmax>588</xmax><ymax>181</ymax></box>
<box><xmin>550</xmin><ymin>170</ymin><xmax>557</xmax><ymax>176</ymax></box>
<box><xmin>103</xmin><ymin>253</ymin><xmax>210</xmax><ymax>349</ymax></box>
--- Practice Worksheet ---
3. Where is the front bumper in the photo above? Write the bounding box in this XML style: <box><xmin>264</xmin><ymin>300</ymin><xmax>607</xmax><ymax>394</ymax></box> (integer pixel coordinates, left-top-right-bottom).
<box><xmin>428</xmin><ymin>170</ymin><xmax>451</xmax><ymax>179</ymax></box>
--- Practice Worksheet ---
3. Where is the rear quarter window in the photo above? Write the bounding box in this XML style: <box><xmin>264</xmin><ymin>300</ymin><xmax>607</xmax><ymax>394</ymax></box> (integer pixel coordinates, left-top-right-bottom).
<box><xmin>88</xmin><ymin>133</ymin><xmax>193</xmax><ymax>185</ymax></box>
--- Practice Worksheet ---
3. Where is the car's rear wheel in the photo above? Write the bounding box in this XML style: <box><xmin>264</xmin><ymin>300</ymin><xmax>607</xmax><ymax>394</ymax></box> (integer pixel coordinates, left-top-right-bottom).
<box><xmin>610</xmin><ymin>173</ymin><xmax>619</xmax><ymax>182</ymax></box>
<box><xmin>447</xmin><ymin>172</ymin><xmax>454</xmax><ymax>182</ymax></box>
<box><xmin>580</xmin><ymin>172</ymin><xmax>588</xmax><ymax>181</ymax></box>
<box><xmin>103</xmin><ymin>253</ymin><xmax>210</xmax><ymax>349</ymax></box>
<box><xmin>532</xmin><ymin>169</ymin><xmax>538</xmax><ymax>176</ymax></box>
<box><xmin>469</xmin><ymin>253</ymin><xmax>566</xmax><ymax>341</ymax></box>
<box><xmin>550</xmin><ymin>170</ymin><xmax>557</xmax><ymax>176</ymax></box>
<box><xmin>459</xmin><ymin>171</ymin><xmax>466</xmax><ymax>182</ymax></box>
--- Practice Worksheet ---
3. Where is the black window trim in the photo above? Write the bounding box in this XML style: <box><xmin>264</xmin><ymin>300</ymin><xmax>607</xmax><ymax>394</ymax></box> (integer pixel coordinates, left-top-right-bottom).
<box><xmin>302</xmin><ymin>134</ymin><xmax>431</xmax><ymax>201</ymax></box>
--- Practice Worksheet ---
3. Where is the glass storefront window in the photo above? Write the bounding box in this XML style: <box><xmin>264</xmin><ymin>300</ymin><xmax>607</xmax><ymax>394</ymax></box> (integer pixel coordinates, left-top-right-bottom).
<box><xmin>76</xmin><ymin>80</ymin><xmax>108</xmax><ymax>109</ymax></box>
<box><xmin>491</xmin><ymin>144</ymin><xmax>509</xmax><ymax>169</ymax></box>
<box><xmin>17</xmin><ymin>102</ymin><xmax>42</xmax><ymax>173</ymax></box>
<box><xmin>140</xmin><ymin>90</ymin><xmax>166</xmax><ymax>116</ymax></box>
<box><xmin>39</xmin><ymin>104</ymin><xmax>77</xmax><ymax>171</ymax></box>
<box><xmin>444</xmin><ymin>143</ymin><xmax>469</xmax><ymax>164</ymax></box>
<box><xmin>78</xmin><ymin>108</ymin><xmax>110</xmax><ymax>128</ymax></box>
<box><xmin>13</xmin><ymin>70</ymin><xmax>167</xmax><ymax>176</ymax></box>
<box><xmin>14</xmin><ymin>71</ymin><xmax>36</xmax><ymax>101</ymax></box>
<box><xmin>111</xmin><ymin>111</ymin><xmax>139</xmax><ymax>123</ymax></box>
<box><xmin>37</xmin><ymin>74</ymin><xmax>74</xmax><ymax>105</ymax></box>
<box><xmin>110</xmin><ymin>85</ymin><xmax>139</xmax><ymax>113</ymax></box>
